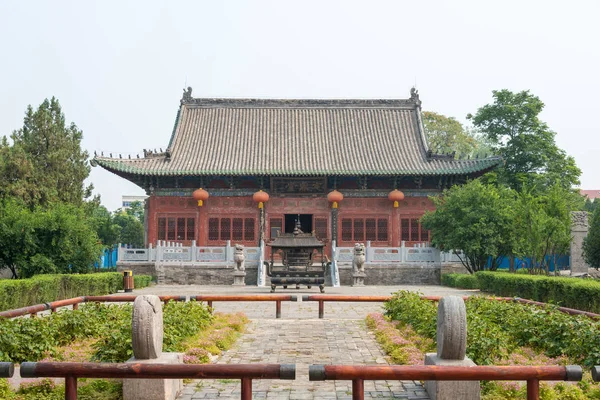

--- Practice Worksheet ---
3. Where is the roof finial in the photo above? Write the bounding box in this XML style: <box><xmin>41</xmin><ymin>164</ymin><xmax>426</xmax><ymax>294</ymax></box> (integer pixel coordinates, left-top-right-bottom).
<box><xmin>181</xmin><ymin>86</ymin><xmax>193</xmax><ymax>104</ymax></box>
<box><xmin>410</xmin><ymin>87</ymin><xmax>421</xmax><ymax>106</ymax></box>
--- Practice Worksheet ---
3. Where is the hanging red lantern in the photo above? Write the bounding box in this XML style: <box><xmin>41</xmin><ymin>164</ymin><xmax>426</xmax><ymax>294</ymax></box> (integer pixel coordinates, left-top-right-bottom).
<box><xmin>192</xmin><ymin>188</ymin><xmax>209</xmax><ymax>206</ymax></box>
<box><xmin>327</xmin><ymin>190</ymin><xmax>344</xmax><ymax>209</ymax></box>
<box><xmin>253</xmin><ymin>190</ymin><xmax>269</xmax><ymax>209</ymax></box>
<box><xmin>388</xmin><ymin>189</ymin><xmax>405</xmax><ymax>208</ymax></box>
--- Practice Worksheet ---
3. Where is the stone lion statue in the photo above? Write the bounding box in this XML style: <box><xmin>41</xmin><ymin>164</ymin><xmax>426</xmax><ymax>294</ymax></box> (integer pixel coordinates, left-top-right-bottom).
<box><xmin>233</xmin><ymin>244</ymin><xmax>245</xmax><ymax>271</ymax></box>
<box><xmin>352</xmin><ymin>243</ymin><xmax>366</xmax><ymax>274</ymax></box>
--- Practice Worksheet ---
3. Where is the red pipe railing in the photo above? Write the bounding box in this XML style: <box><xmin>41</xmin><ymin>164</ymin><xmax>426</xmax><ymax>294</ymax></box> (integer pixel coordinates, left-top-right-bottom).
<box><xmin>309</xmin><ymin>364</ymin><xmax>582</xmax><ymax>400</ymax></box>
<box><xmin>192</xmin><ymin>295</ymin><xmax>297</xmax><ymax>318</ymax></box>
<box><xmin>85</xmin><ymin>295</ymin><xmax>186</xmax><ymax>303</ymax></box>
<box><xmin>0</xmin><ymin>295</ymin><xmax>186</xmax><ymax>319</ymax></box>
<box><xmin>301</xmin><ymin>294</ymin><xmax>600</xmax><ymax>319</ymax></box>
<box><xmin>21</xmin><ymin>362</ymin><xmax>295</xmax><ymax>400</ymax></box>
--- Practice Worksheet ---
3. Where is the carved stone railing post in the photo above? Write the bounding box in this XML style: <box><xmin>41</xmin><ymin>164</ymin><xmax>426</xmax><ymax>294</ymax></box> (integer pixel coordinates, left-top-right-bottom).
<box><xmin>571</xmin><ymin>211</ymin><xmax>589</xmax><ymax>275</ymax></box>
<box><xmin>123</xmin><ymin>295</ymin><xmax>183</xmax><ymax>400</ymax></box>
<box><xmin>424</xmin><ymin>296</ymin><xmax>480</xmax><ymax>400</ymax></box>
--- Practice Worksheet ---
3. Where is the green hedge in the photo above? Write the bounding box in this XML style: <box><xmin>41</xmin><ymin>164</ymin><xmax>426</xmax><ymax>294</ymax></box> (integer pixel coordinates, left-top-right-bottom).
<box><xmin>443</xmin><ymin>271</ymin><xmax>600</xmax><ymax>314</ymax></box>
<box><xmin>0</xmin><ymin>273</ymin><xmax>153</xmax><ymax>312</ymax></box>
<box><xmin>441</xmin><ymin>273</ymin><xmax>479</xmax><ymax>289</ymax></box>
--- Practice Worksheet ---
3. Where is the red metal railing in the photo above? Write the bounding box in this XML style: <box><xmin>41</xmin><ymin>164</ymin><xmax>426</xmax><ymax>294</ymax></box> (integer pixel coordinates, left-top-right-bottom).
<box><xmin>0</xmin><ymin>295</ymin><xmax>186</xmax><ymax>319</ymax></box>
<box><xmin>192</xmin><ymin>295</ymin><xmax>297</xmax><ymax>318</ymax></box>
<box><xmin>20</xmin><ymin>362</ymin><xmax>295</xmax><ymax>400</ymax></box>
<box><xmin>301</xmin><ymin>294</ymin><xmax>600</xmax><ymax>319</ymax></box>
<box><xmin>309</xmin><ymin>364</ymin><xmax>582</xmax><ymax>400</ymax></box>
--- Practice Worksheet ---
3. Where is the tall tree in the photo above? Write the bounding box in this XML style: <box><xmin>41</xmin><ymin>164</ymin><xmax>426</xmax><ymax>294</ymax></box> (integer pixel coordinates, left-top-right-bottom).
<box><xmin>421</xmin><ymin>180</ymin><xmax>518</xmax><ymax>274</ymax></box>
<box><xmin>513</xmin><ymin>185</ymin><xmax>572</xmax><ymax>274</ymax></box>
<box><xmin>422</xmin><ymin>112</ymin><xmax>494</xmax><ymax>158</ymax></box>
<box><xmin>584</xmin><ymin>206</ymin><xmax>600</xmax><ymax>270</ymax></box>
<box><xmin>468</xmin><ymin>90</ymin><xmax>581</xmax><ymax>191</ymax></box>
<box><xmin>3</xmin><ymin>98</ymin><xmax>92</xmax><ymax>207</ymax></box>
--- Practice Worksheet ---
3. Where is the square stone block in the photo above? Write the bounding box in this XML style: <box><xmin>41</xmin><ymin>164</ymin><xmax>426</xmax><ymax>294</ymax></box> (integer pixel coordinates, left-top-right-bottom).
<box><xmin>424</xmin><ymin>353</ymin><xmax>480</xmax><ymax>400</ymax></box>
<box><xmin>123</xmin><ymin>353</ymin><xmax>184</xmax><ymax>400</ymax></box>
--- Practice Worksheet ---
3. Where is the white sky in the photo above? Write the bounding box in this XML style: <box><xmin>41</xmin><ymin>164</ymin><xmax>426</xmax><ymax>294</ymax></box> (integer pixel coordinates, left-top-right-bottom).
<box><xmin>0</xmin><ymin>0</ymin><xmax>598</xmax><ymax>211</ymax></box>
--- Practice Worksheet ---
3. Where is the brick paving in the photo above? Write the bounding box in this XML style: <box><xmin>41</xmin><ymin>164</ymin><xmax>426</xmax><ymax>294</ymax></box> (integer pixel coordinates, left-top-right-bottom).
<box><xmin>146</xmin><ymin>284</ymin><xmax>477</xmax><ymax>400</ymax></box>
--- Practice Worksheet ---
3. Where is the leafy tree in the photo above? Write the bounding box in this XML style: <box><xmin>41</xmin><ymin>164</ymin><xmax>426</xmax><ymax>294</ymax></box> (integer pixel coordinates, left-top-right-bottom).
<box><xmin>0</xmin><ymin>199</ymin><xmax>102</xmax><ymax>278</ymax></box>
<box><xmin>584</xmin><ymin>198</ymin><xmax>599</xmax><ymax>213</ymax></box>
<box><xmin>422</xmin><ymin>112</ymin><xmax>494</xmax><ymax>158</ymax></box>
<box><xmin>20</xmin><ymin>202</ymin><xmax>102</xmax><ymax>277</ymax></box>
<box><xmin>0</xmin><ymin>199</ymin><xmax>36</xmax><ymax>278</ymax></box>
<box><xmin>122</xmin><ymin>200</ymin><xmax>145</xmax><ymax>225</ymax></box>
<box><xmin>113</xmin><ymin>213</ymin><xmax>144</xmax><ymax>247</ymax></box>
<box><xmin>468</xmin><ymin>90</ymin><xmax>581</xmax><ymax>192</ymax></box>
<box><xmin>513</xmin><ymin>185</ymin><xmax>572</xmax><ymax>274</ymax></box>
<box><xmin>421</xmin><ymin>180</ymin><xmax>517</xmax><ymax>274</ymax></box>
<box><xmin>1</xmin><ymin>97</ymin><xmax>92</xmax><ymax>207</ymax></box>
<box><xmin>584</xmin><ymin>206</ymin><xmax>600</xmax><ymax>269</ymax></box>
<box><xmin>89</xmin><ymin>204</ymin><xmax>121</xmax><ymax>247</ymax></box>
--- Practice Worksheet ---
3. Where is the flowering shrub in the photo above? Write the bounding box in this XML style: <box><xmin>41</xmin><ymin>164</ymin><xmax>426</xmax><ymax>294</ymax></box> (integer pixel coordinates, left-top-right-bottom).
<box><xmin>365</xmin><ymin>313</ymin><xmax>433</xmax><ymax>365</ymax></box>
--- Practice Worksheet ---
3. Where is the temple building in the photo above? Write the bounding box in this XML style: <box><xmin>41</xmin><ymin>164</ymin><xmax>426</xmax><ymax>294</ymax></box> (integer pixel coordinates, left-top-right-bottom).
<box><xmin>93</xmin><ymin>88</ymin><xmax>501</xmax><ymax>260</ymax></box>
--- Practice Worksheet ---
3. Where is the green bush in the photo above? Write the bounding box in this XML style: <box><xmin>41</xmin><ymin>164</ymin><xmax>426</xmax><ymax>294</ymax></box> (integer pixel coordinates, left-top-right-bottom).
<box><xmin>476</xmin><ymin>272</ymin><xmax>600</xmax><ymax>314</ymax></box>
<box><xmin>442</xmin><ymin>272</ymin><xmax>600</xmax><ymax>314</ymax></box>
<box><xmin>0</xmin><ymin>273</ymin><xmax>153</xmax><ymax>312</ymax></box>
<box><xmin>384</xmin><ymin>291</ymin><xmax>600</xmax><ymax>367</ymax></box>
<box><xmin>441</xmin><ymin>273</ymin><xmax>480</xmax><ymax>289</ymax></box>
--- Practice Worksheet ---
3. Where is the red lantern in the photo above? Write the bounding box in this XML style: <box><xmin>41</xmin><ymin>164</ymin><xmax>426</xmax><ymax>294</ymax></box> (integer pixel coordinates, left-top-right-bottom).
<box><xmin>192</xmin><ymin>188</ymin><xmax>209</xmax><ymax>206</ymax></box>
<box><xmin>327</xmin><ymin>190</ymin><xmax>344</xmax><ymax>209</ymax></box>
<box><xmin>253</xmin><ymin>190</ymin><xmax>269</xmax><ymax>209</ymax></box>
<box><xmin>388</xmin><ymin>189</ymin><xmax>405</xmax><ymax>208</ymax></box>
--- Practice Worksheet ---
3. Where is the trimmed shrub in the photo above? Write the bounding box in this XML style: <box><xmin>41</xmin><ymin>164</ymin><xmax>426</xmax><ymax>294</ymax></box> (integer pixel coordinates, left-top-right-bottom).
<box><xmin>476</xmin><ymin>272</ymin><xmax>600</xmax><ymax>314</ymax></box>
<box><xmin>0</xmin><ymin>273</ymin><xmax>153</xmax><ymax>312</ymax></box>
<box><xmin>441</xmin><ymin>273</ymin><xmax>479</xmax><ymax>289</ymax></box>
<box><xmin>443</xmin><ymin>272</ymin><xmax>600</xmax><ymax>314</ymax></box>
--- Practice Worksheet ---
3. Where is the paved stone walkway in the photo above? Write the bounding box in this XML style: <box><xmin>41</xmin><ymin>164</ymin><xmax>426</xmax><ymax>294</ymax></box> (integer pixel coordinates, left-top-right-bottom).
<box><xmin>151</xmin><ymin>285</ymin><xmax>478</xmax><ymax>400</ymax></box>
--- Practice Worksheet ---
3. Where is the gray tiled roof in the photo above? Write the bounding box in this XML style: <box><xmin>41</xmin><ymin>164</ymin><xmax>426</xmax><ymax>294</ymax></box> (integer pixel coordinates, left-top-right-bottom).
<box><xmin>94</xmin><ymin>96</ymin><xmax>501</xmax><ymax>177</ymax></box>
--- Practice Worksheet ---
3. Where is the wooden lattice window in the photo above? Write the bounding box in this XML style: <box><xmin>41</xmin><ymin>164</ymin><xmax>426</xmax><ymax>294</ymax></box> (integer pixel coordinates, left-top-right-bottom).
<box><xmin>167</xmin><ymin>218</ymin><xmax>176</xmax><ymax>240</ymax></box>
<box><xmin>208</xmin><ymin>217</ymin><xmax>256</xmax><ymax>243</ymax></box>
<box><xmin>377</xmin><ymin>219</ymin><xmax>388</xmax><ymax>242</ymax></box>
<box><xmin>314</xmin><ymin>217</ymin><xmax>328</xmax><ymax>241</ymax></box>
<box><xmin>159</xmin><ymin>216</ymin><xmax>195</xmax><ymax>241</ymax></box>
<box><xmin>187</xmin><ymin>218</ymin><xmax>195</xmax><ymax>241</ymax></box>
<box><xmin>401</xmin><ymin>218</ymin><xmax>410</xmax><ymax>241</ymax></box>
<box><xmin>177</xmin><ymin>218</ymin><xmax>185</xmax><ymax>240</ymax></box>
<box><xmin>341</xmin><ymin>219</ymin><xmax>352</xmax><ymax>242</ymax></box>
<box><xmin>208</xmin><ymin>218</ymin><xmax>219</xmax><ymax>241</ymax></box>
<box><xmin>411</xmin><ymin>218</ymin><xmax>419</xmax><ymax>242</ymax></box>
<box><xmin>365</xmin><ymin>218</ymin><xmax>377</xmax><ymax>241</ymax></box>
<box><xmin>342</xmin><ymin>217</ymin><xmax>389</xmax><ymax>243</ymax></box>
<box><xmin>244</xmin><ymin>218</ymin><xmax>255</xmax><ymax>241</ymax></box>
<box><xmin>353</xmin><ymin>219</ymin><xmax>364</xmax><ymax>241</ymax></box>
<box><xmin>158</xmin><ymin>218</ymin><xmax>166</xmax><ymax>240</ymax></box>
<box><xmin>232</xmin><ymin>218</ymin><xmax>244</xmax><ymax>241</ymax></box>
<box><xmin>420</xmin><ymin>225</ymin><xmax>429</xmax><ymax>242</ymax></box>
<box><xmin>220</xmin><ymin>218</ymin><xmax>231</xmax><ymax>241</ymax></box>
<box><xmin>400</xmin><ymin>217</ymin><xmax>429</xmax><ymax>242</ymax></box>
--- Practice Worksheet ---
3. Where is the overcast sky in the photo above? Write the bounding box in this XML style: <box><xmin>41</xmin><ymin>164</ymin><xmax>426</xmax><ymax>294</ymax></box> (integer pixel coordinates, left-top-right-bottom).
<box><xmin>1</xmin><ymin>1</ymin><xmax>599</xmax><ymax>210</ymax></box>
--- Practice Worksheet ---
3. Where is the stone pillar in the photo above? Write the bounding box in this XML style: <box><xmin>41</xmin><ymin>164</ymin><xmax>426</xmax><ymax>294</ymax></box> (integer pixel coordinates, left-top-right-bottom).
<box><xmin>571</xmin><ymin>211</ymin><xmax>589</xmax><ymax>275</ymax></box>
<box><xmin>424</xmin><ymin>296</ymin><xmax>480</xmax><ymax>400</ymax></box>
<box><xmin>352</xmin><ymin>243</ymin><xmax>366</xmax><ymax>287</ymax></box>
<box><xmin>123</xmin><ymin>295</ymin><xmax>183</xmax><ymax>400</ymax></box>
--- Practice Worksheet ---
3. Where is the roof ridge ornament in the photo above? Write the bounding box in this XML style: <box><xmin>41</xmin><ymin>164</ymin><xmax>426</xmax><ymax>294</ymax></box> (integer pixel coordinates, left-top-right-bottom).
<box><xmin>410</xmin><ymin>87</ymin><xmax>421</xmax><ymax>106</ymax></box>
<box><xmin>181</xmin><ymin>86</ymin><xmax>193</xmax><ymax>104</ymax></box>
